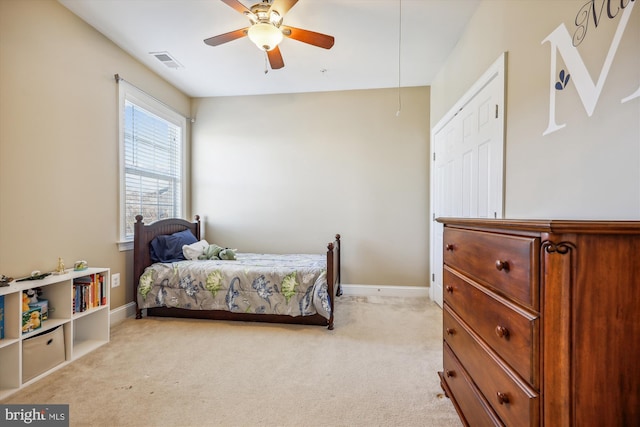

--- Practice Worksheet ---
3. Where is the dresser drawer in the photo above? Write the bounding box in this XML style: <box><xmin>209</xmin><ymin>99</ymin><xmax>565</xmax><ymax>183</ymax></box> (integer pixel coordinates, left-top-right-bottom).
<box><xmin>443</xmin><ymin>228</ymin><xmax>539</xmax><ymax>309</ymax></box>
<box><xmin>443</xmin><ymin>267</ymin><xmax>539</xmax><ymax>386</ymax></box>
<box><xmin>443</xmin><ymin>343</ymin><xmax>504</xmax><ymax>427</ymax></box>
<box><xmin>444</xmin><ymin>305</ymin><xmax>539</xmax><ymax>427</ymax></box>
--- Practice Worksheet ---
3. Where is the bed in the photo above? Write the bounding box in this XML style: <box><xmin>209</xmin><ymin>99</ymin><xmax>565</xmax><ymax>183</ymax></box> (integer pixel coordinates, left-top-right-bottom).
<box><xmin>133</xmin><ymin>215</ymin><xmax>342</xmax><ymax>329</ymax></box>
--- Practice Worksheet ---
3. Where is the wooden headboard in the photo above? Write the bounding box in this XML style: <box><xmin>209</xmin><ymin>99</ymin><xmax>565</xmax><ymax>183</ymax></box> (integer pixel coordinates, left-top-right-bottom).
<box><xmin>133</xmin><ymin>215</ymin><xmax>201</xmax><ymax>305</ymax></box>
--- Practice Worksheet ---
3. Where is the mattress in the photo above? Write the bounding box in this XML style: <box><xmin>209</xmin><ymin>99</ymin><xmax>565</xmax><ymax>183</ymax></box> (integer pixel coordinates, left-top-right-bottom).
<box><xmin>137</xmin><ymin>253</ymin><xmax>331</xmax><ymax>319</ymax></box>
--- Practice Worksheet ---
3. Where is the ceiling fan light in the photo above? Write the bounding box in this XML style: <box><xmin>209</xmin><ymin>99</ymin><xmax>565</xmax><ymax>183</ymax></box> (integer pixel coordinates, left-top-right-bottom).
<box><xmin>269</xmin><ymin>11</ymin><xmax>282</xmax><ymax>26</ymax></box>
<box><xmin>247</xmin><ymin>23</ymin><xmax>283</xmax><ymax>51</ymax></box>
<box><xmin>244</xmin><ymin>11</ymin><xmax>258</xmax><ymax>24</ymax></box>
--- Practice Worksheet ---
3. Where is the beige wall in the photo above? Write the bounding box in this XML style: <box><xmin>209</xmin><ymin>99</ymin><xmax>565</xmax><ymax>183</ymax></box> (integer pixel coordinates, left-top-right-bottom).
<box><xmin>192</xmin><ymin>87</ymin><xmax>431</xmax><ymax>286</ymax></box>
<box><xmin>7</xmin><ymin>0</ymin><xmax>635</xmax><ymax>304</ymax></box>
<box><xmin>0</xmin><ymin>0</ymin><xmax>431</xmax><ymax>304</ymax></box>
<box><xmin>431</xmin><ymin>0</ymin><xmax>640</xmax><ymax>219</ymax></box>
<box><xmin>0</xmin><ymin>0</ymin><xmax>191</xmax><ymax>309</ymax></box>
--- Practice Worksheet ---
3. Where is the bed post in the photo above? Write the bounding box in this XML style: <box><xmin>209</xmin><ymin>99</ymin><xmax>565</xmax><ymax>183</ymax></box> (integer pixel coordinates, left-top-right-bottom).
<box><xmin>327</xmin><ymin>242</ymin><xmax>335</xmax><ymax>330</ymax></box>
<box><xmin>326</xmin><ymin>233</ymin><xmax>342</xmax><ymax>330</ymax></box>
<box><xmin>194</xmin><ymin>215</ymin><xmax>201</xmax><ymax>240</ymax></box>
<box><xmin>335</xmin><ymin>234</ymin><xmax>342</xmax><ymax>297</ymax></box>
<box><xmin>133</xmin><ymin>215</ymin><xmax>146</xmax><ymax>319</ymax></box>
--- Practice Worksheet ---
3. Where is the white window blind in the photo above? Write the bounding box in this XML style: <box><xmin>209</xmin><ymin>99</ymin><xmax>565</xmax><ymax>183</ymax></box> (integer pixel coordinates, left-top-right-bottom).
<box><xmin>118</xmin><ymin>81</ymin><xmax>186</xmax><ymax>245</ymax></box>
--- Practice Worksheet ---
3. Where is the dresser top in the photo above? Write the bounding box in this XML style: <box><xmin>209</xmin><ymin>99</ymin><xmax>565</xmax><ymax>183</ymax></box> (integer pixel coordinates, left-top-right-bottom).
<box><xmin>436</xmin><ymin>217</ymin><xmax>640</xmax><ymax>234</ymax></box>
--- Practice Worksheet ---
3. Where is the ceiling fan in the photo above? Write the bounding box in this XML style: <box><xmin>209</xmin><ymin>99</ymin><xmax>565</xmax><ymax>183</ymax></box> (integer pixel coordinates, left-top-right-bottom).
<box><xmin>204</xmin><ymin>0</ymin><xmax>335</xmax><ymax>70</ymax></box>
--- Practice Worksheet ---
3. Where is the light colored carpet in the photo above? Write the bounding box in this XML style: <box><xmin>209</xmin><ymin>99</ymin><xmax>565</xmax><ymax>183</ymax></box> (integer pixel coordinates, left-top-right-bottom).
<box><xmin>2</xmin><ymin>295</ymin><xmax>462</xmax><ymax>427</ymax></box>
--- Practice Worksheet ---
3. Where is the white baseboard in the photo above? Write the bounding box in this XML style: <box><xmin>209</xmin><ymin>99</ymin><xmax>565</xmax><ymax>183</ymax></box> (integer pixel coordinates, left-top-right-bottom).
<box><xmin>340</xmin><ymin>284</ymin><xmax>430</xmax><ymax>298</ymax></box>
<box><xmin>110</xmin><ymin>301</ymin><xmax>137</xmax><ymax>326</ymax></box>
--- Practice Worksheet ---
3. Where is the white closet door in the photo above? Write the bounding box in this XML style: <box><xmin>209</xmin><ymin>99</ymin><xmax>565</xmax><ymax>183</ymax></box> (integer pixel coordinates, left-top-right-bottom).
<box><xmin>430</xmin><ymin>54</ymin><xmax>506</xmax><ymax>307</ymax></box>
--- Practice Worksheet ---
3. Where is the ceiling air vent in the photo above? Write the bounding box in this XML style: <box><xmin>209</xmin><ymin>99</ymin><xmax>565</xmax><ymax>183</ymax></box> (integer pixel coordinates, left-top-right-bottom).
<box><xmin>150</xmin><ymin>51</ymin><xmax>183</xmax><ymax>69</ymax></box>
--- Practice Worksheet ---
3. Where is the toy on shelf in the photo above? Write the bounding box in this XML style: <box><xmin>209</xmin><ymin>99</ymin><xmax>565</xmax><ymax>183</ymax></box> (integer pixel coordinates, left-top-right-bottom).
<box><xmin>73</xmin><ymin>260</ymin><xmax>88</xmax><ymax>271</ymax></box>
<box><xmin>0</xmin><ymin>274</ymin><xmax>12</xmax><ymax>287</ymax></box>
<box><xmin>16</xmin><ymin>271</ymin><xmax>51</xmax><ymax>282</ymax></box>
<box><xmin>26</xmin><ymin>289</ymin><xmax>38</xmax><ymax>304</ymax></box>
<box><xmin>21</xmin><ymin>288</ymin><xmax>47</xmax><ymax>333</ymax></box>
<box><xmin>52</xmin><ymin>257</ymin><xmax>66</xmax><ymax>275</ymax></box>
<box><xmin>28</xmin><ymin>288</ymin><xmax>48</xmax><ymax>321</ymax></box>
<box><xmin>22</xmin><ymin>307</ymin><xmax>41</xmax><ymax>333</ymax></box>
<box><xmin>22</xmin><ymin>293</ymin><xmax>30</xmax><ymax>312</ymax></box>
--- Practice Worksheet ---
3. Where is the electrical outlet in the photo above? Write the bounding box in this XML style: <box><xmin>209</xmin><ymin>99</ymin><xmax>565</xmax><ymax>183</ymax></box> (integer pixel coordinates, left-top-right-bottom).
<box><xmin>111</xmin><ymin>273</ymin><xmax>120</xmax><ymax>288</ymax></box>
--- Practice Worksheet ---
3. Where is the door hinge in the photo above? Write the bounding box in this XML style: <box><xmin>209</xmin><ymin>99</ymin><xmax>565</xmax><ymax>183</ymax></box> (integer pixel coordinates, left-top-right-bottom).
<box><xmin>433</xmin><ymin>152</ymin><xmax>436</xmax><ymax>161</ymax></box>
<box><xmin>495</xmin><ymin>104</ymin><xmax>499</xmax><ymax>119</ymax></box>
<box><xmin>432</xmin><ymin>273</ymin><xmax>435</xmax><ymax>282</ymax></box>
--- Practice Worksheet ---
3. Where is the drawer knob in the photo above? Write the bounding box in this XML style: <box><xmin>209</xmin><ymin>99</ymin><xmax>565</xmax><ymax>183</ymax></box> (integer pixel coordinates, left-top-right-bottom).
<box><xmin>495</xmin><ymin>260</ymin><xmax>510</xmax><ymax>272</ymax></box>
<box><xmin>445</xmin><ymin>244</ymin><xmax>454</xmax><ymax>251</ymax></box>
<box><xmin>446</xmin><ymin>328</ymin><xmax>456</xmax><ymax>336</ymax></box>
<box><xmin>495</xmin><ymin>325</ymin><xmax>510</xmax><ymax>338</ymax></box>
<box><xmin>496</xmin><ymin>392</ymin><xmax>510</xmax><ymax>405</ymax></box>
<box><xmin>445</xmin><ymin>285</ymin><xmax>454</xmax><ymax>293</ymax></box>
<box><xmin>445</xmin><ymin>370</ymin><xmax>456</xmax><ymax>378</ymax></box>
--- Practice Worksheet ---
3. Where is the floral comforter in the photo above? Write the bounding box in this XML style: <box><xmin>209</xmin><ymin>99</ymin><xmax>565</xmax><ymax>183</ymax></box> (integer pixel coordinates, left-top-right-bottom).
<box><xmin>137</xmin><ymin>253</ymin><xmax>331</xmax><ymax>319</ymax></box>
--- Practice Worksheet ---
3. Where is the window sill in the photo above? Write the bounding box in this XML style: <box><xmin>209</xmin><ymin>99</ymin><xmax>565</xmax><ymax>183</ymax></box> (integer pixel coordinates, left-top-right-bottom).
<box><xmin>118</xmin><ymin>240</ymin><xmax>133</xmax><ymax>252</ymax></box>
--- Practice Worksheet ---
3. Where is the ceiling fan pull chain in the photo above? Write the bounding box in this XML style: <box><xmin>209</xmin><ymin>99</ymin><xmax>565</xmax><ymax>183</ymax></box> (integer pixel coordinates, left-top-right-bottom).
<box><xmin>264</xmin><ymin>52</ymin><xmax>269</xmax><ymax>74</ymax></box>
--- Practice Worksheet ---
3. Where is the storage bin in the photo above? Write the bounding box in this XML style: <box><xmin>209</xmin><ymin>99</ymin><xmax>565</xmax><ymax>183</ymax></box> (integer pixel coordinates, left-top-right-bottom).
<box><xmin>22</xmin><ymin>326</ymin><xmax>66</xmax><ymax>382</ymax></box>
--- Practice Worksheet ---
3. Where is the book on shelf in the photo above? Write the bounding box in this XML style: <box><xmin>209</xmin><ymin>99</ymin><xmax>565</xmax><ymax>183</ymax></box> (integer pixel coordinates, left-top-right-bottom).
<box><xmin>100</xmin><ymin>274</ymin><xmax>107</xmax><ymax>306</ymax></box>
<box><xmin>73</xmin><ymin>273</ymin><xmax>107</xmax><ymax>314</ymax></box>
<box><xmin>0</xmin><ymin>294</ymin><xmax>4</xmax><ymax>339</ymax></box>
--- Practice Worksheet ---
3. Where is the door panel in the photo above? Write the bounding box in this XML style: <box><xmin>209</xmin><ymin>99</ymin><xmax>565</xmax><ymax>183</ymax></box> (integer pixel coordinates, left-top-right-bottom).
<box><xmin>430</xmin><ymin>54</ymin><xmax>506</xmax><ymax>307</ymax></box>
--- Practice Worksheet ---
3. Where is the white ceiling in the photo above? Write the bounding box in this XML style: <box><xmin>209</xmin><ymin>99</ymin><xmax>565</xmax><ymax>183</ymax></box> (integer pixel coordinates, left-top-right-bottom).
<box><xmin>58</xmin><ymin>0</ymin><xmax>480</xmax><ymax>98</ymax></box>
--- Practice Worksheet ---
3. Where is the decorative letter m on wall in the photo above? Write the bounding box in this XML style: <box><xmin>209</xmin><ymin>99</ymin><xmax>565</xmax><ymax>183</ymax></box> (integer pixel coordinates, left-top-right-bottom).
<box><xmin>542</xmin><ymin>0</ymin><xmax>638</xmax><ymax>136</ymax></box>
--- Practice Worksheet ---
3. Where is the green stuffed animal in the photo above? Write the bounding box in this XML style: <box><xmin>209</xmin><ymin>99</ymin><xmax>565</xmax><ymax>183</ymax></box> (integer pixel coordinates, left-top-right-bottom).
<box><xmin>198</xmin><ymin>244</ymin><xmax>223</xmax><ymax>260</ymax></box>
<box><xmin>218</xmin><ymin>248</ymin><xmax>237</xmax><ymax>260</ymax></box>
<box><xmin>198</xmin><ymin>244</ymin><xmax>237</xmax><ymax>260</ymax></box>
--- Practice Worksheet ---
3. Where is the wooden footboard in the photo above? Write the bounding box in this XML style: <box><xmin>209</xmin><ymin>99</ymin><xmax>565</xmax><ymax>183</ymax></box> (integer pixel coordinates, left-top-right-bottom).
<box><xmin>133</xmin><ymin>215</ymin><xmax>341</xmax><ymax>329</ymax></box>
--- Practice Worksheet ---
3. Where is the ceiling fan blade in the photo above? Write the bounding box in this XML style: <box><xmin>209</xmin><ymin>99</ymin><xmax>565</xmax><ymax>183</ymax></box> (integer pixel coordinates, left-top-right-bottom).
<box><xmin>269</xmin><ymin>0</ymin><xmax>298</xmax><ymax>16</ymax></box>
<box><xmin>220</xmin><ymin>0</ymin><xmax>252</xmax><ymax>15</ymax></box>
<box><xmin>267</xmin><ymin>46</ymin><xmax>285</xmax><ymax>69</ymax></box>
<box><xmin>204</xmin><ymin>28</ymin><xmax>249</xmax><ymax>46</ymax></box>
<box><xmin>281</xmin><ymin>26</ymin><xmax>335</xmax><ymax>49</ymax></box>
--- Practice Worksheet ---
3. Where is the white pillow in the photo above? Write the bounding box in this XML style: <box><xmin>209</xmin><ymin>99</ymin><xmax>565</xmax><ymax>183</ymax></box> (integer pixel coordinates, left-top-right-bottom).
<box><xmin>182</xmin><ymin>239</ymin><xmax>209</xmax><ymax>260</ymax></box>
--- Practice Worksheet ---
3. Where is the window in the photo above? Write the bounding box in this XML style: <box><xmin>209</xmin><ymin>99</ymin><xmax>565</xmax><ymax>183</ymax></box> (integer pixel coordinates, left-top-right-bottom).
<box><xmin>118</xmin><ymin>82</ymin><xmax>186</xmax><ymax>247</ymax></box>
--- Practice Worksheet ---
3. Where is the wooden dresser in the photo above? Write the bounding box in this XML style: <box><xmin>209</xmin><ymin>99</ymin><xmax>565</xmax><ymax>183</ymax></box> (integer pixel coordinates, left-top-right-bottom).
<box><xmin>436</xmin><ymin>218</ymin><xmax>640</xmax><ymax>426</ymax></box>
